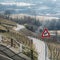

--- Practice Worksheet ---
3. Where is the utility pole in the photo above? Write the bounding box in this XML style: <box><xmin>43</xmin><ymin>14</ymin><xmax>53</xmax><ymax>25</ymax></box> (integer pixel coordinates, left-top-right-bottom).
<box><xmin>55</xmin><ymin>20</ymin><xmax>58</xmax><ymax>41</ymax></box>
<box><xmin>11</xmin><ymin>39</ymin><xmax>13</xmax><ymax>47</ymax></box>
<box><xmin>55</xmin><ymin>28</ymin><xmax>57</xmax><ymax>41</ymax></box>
<box><xmin>45</xmin><ymin>42</ymin><xmax>48</xmax><ymax>60</ymax></box>
<box><xmin>30</xmin><ymin>40</ymin><xmax>34</xmax><ymax>60</ymax></box>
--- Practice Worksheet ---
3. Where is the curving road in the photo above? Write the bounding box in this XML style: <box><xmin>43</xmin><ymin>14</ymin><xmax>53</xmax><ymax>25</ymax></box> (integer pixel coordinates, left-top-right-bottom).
<box><xmin>28</xmin><ymin>37</ymin><xmax>49</xmax><ymax>60</ymax></box>
<box><xmin>14</xmin><ymin>24</ymin><xmax>50</xmax><ymax>60</ymax></box>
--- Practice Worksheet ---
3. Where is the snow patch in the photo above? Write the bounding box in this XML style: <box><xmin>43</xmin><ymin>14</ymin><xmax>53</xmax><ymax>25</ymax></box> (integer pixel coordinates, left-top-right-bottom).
<box><xmin>14</xmin><ymin>24</ymin><xmax>25</xmax><ymax>31</ymax></box>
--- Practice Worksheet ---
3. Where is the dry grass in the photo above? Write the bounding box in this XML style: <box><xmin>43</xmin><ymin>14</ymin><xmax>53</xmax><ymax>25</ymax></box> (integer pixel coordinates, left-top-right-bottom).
<box><xmin>19</xmin><ymin>28</ymin><xmax>37</xmax><ymax>37</ymax></box>
<box><xmin>0</xmin><ymin>18</ymin><xmax>16</xmax><ymax>26</ymax></box>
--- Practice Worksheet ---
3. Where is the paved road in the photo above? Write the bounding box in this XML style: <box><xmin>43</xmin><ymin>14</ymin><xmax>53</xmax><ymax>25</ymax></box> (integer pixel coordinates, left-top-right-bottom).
<box><xmin>28</xmin><ymin>36</ymin><xmax>49</xmax><ymax>60</ymax></box>
<box><xmin>13</xmin><ymin>24</ymin><xmax>49</xmax><ymax>60</ymax></box>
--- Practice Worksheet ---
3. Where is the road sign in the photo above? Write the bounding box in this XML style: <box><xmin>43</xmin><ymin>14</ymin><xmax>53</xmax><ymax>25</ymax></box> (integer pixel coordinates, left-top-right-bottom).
<box><xmin>42</xmin><ymin>28</ymin><xmax>50</xmax><ymax>38</ymax></box>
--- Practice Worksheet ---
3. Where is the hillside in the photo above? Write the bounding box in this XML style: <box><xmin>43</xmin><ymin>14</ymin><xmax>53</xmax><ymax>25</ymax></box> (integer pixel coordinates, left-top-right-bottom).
<box><xmin>0</xmin><ymin>17</ymin><xmax>38</xmax><ymax>60</ymax></box>
<box><xmin>19</xmin><ymin>28</ymin><xmax>37</xmax><ymax>37</ymax></box>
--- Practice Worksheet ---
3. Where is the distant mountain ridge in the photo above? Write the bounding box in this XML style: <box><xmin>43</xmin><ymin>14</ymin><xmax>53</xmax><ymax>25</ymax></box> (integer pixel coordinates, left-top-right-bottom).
<box><xmin>0</xmin><ymin>0</ymin><xmax>60</xmax><ymax>17</ymax></box>
<box><xmin>10</xmin><ymin>14</ymin><xmax>59</xmax><ymax>20</ymax></box>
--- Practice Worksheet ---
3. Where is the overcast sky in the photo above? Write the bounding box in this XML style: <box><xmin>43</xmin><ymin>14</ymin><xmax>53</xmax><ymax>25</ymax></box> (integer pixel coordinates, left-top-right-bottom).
<box><xmin>0</xmin><ymin>0</ymin><xmax>60</xmax><ymax>16</ymax></box>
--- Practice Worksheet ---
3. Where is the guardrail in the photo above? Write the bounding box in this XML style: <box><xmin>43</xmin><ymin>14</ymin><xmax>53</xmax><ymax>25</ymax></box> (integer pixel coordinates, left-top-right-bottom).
<box><xmin>0</xmin><ymin>35</ymin><xmax>38</xmax><ymax>60</ymax></box>
<box><xmin>0</xmin><ymin>44</ymin><xmax>26</xmax><ymax>60</ymax></box>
